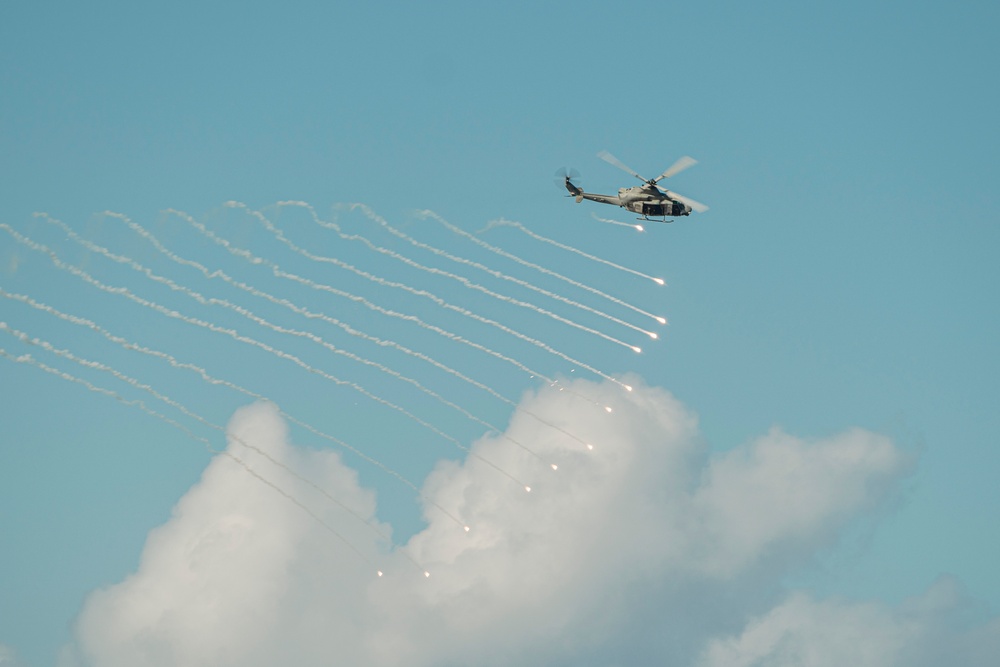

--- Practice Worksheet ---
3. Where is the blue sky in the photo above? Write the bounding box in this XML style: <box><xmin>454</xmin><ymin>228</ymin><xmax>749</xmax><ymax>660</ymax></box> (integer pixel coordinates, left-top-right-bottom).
<box><xmin>2</xmin><ymin>1</ymin><xmax>998</xmax><ymax>665</ymax></box>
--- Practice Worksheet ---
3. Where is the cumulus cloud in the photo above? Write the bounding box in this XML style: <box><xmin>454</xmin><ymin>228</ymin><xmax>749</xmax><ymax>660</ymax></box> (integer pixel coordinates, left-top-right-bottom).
<box><xmin>60</xmin><ymin>376</ymin><xmax>995</xmax><ymax>666</ymax></box>
<box><xmin>698</xmin><ymin>577</ymin><xmax>1000</xmax><ymax>667</ymax></box>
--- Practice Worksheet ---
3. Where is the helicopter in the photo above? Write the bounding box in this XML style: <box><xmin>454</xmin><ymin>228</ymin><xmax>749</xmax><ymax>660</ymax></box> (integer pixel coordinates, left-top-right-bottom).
<box><xmin>558</xmin><ymin>150</ymin><xmax>709</xmax><ymax>222</ymax></box>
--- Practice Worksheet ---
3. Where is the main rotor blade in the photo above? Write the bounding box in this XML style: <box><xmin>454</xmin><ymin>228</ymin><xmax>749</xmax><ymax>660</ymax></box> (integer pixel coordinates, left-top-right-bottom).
<box><xmin>654</xmin><ymin>156</ymin><xmax>698</xmax><ymax>182</ymax></box>
<box><xmin>666</xmin><ymin>190</ymin><xmax>709</xmax><ymax>213</ymax></box>
<box><xmin>597</xmin><ymin>150</ymin><xmax>647</xmax><ymax>183</ymax></box>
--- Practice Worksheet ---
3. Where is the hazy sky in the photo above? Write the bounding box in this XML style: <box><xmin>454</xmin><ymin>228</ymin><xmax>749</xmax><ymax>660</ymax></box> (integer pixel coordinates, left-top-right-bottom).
<box><xmin>2</xmin><ymin>1</ymin><xmax>998</xmax><ymax>666</ymax></box>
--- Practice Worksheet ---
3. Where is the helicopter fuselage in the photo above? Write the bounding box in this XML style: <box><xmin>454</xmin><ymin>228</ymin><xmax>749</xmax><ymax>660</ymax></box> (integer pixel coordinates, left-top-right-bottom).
<box><xmin>568</xmin><ymin>182</ymin><xmax>693</xmax><ymax>220</ymax></box>
<box><xmin>617</xmin><ymin>185</ymin><xmax>692</xmax><ymax>218</ymax></box>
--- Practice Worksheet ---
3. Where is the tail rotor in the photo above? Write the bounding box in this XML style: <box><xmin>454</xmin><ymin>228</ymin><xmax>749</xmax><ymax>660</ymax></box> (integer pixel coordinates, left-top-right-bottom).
<box><xmin>554</xmin><ymin>167</ymin><xmax>584</xmax><ymax>202</ymax></box>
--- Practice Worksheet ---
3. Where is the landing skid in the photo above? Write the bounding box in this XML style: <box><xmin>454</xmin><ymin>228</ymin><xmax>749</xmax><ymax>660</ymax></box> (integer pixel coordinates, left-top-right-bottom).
<box><xmin>638</xmin><ymin>216</ymin><xmax>674</xmax><ymax>223</ymax></box>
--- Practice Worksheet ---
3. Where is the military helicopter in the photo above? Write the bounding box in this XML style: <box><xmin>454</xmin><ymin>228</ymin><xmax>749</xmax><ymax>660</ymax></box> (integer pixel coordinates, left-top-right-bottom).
<box><xmin>558</xmin><ymin>150</ymin><xmax>709</xmax><ymax>222</ymax></box>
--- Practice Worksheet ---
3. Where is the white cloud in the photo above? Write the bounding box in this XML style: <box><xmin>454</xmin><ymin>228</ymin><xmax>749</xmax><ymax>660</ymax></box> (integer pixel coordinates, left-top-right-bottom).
<box><xmin>0</xmin><ymin>645</ymin><xmax>24</xmax><ymax>667</ymax></box>
<box><xmin>688</xmin><ymin>425</ymin><xmax>908</xmax><ymax>578</ymax></box>
<box><xmin>698</xmin><ymin>577</ymin><xmax>1000</xmax><ymax>667</ymax></box>
<box><xmin>62</xmin><ymin>376</ymin><xmax>993</xmax><ymax>666</ymax></box>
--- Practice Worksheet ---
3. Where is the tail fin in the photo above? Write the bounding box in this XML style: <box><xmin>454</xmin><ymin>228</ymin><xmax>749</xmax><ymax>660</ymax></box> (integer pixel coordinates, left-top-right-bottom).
<box><xmin>555</xmin><ymin>167</ymin><xmax>583</xmax><ymax>201</ymax></box>
<box><xmin>564</xmin><ymin>176</ymin><xmax>583</xmax><ymax>199</ymax></box>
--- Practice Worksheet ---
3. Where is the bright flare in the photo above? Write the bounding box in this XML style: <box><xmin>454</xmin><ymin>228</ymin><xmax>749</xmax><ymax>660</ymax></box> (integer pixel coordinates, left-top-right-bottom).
<box><xmin>604</xmin><ymin>406</ymin><xmax>613</xmax><ymax>413</ymax></box>
<box><xmin>656</xmin><ymin>316</ymin><xmax>667</xmax><ymax>324</ymax></box>
<box><xmin>463</xmin><ymin>525</ymin><xmax>471</xmax><ymax>532</ymax></box>
<box><xmin>635</xmin><ymin>225</ymin><xmax>644</xmax><ymax>232</ymax></box>
<box><xmin>648</xmin><ymin>331</ymin><xmax>658</xmax><ymax>339</ymax></box>
<box><xmin>377</xmin><ymin>570</ymin><xmax>384</xmax><ymax>577</ymax></box>
<box><xmin>654</xmin><ymin>278</ymin><xmax>665</xmax><ymax>285</ymax></box>
<box><xmin>632</xmin><ymin>346</ymin><xmax>642</xmax><ymax>353</ymax></box>
<box><xmin>524</xmin><ymin>486</ymin><xmax>532</xmax><ymax>493</ymax></box>
<box><xmin>625</xmin><ymin>385</ymin><xmax>633</xmax><ymax>392</ymax></box>
<box><xmin>424</xmin><ymin>571</ymin><xmax>431</xmax><ymax>578</ymax></box>
<box><xmin>551</xmin><ymin>464</ymin><xmax>558</xmax><ymax>471</ymax></box>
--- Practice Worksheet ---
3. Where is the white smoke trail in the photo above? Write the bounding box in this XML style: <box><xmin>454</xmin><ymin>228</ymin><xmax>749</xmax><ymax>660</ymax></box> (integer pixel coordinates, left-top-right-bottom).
<box><xmin>20</xmin><ymin>210</ymin><xmax>608</xmax><ymax>441</ymax></box>
<box><xmin>165</xmin><ymin>209</ymin><xmax>557</xmax><ymax>384</ymax></box>
<box><xmin>1</xmin><ymin>224</ymin><xmax>446</xmax><ymax>440</ymax></box>
<box><xmin>268</xmin><ymin>201</ymin><xmax>654</xmax><ymax>345</ymax></box>
<box><xmin>70</xmin><ymin>214</ymin><xmax>556</xmax><ymax>467</ymax></box>
<box><xmin>170</xmin><ymin>207</ymin><xmax>617</xmax><ymax>412</ymax></box>
<box><xmin>0</xmin><ymin>287</ymin><xmax>473</xmax><ymax>530</ymax></box>
<box><xmin>591</xmin><ymin>212</ymin><xmax>645</xmax><ymax>232</ymax></box>
<box><xmin>418</xmin><ymin>209</ymin><xmax>668</xmax><ymax>327</ymax></box>
<box><xmin>0</xmin><ymin>346</ymin><xmax>389</xmax><ymax>574</ymax></box>
<box><xmin>303</xmin><ymin>202</ymin><xmax>660</xmax><ymax>341</ymax></box>
<box><xmin>485</xmin><ymin>218</ymin><xmax>666</xmax><ymax>285</ymax></box>
<box><xmin>180</xmin><ymin>207</ymin><xmax>632</xmax><ymax>389</ymax></box>
<box><xmin>39</xmin><ymin>213</ymin><xmax>538</xmax><ymax>461</ymax></box>
<box><xmin>227</xmin><ymin>202</ymin><xmax>641</xmax><ymax>356</ymax></box>
<box><xmin>1</xmin><ymin>223</ymin><xmax>537</xmax><ymax>482</ymax></box>
<box><xmin>92</xmin><ymin>211</ymin><xmax>522</xmax><ymax>409</ymax></box>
